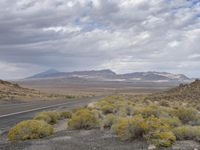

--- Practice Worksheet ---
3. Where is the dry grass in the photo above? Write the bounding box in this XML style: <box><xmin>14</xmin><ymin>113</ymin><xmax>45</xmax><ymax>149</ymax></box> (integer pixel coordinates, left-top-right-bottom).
<box><xmin>0</xmin><ymin>79</ymin><xmax>75</xmax><ymax>101</ymax></box>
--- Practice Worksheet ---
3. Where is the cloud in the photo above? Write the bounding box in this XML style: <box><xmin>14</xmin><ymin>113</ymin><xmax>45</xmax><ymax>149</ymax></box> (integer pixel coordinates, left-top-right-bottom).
<box><xmin>0</xmin><ymin>0</ymin><xmax>200</xmax><ymax>79</ymax></box>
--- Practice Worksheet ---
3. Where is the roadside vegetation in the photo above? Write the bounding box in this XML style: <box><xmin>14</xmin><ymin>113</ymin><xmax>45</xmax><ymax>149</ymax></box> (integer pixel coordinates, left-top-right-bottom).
<box><xmin>8</xmin><ymin>95</ymin><xmax>200</xmax><ymax>148</ymax></box>
<box><xmin>83</xmin><ymin>96</ymin><xmax>200</xmax><ymax>147</ymax></box>
<box><xmin>8</xmin><ymin>110</ymin><xmax>72</xmax><ymax>141</ymax></box>
<box><xmin>7</xmin><ymin>80</ymin><xmax>200</xmax><ymax>148</ymax></box>
<box><xmin>8</xmin><ymin>120</ymin><xmax>53</xmax><ymax>141</ymax></box>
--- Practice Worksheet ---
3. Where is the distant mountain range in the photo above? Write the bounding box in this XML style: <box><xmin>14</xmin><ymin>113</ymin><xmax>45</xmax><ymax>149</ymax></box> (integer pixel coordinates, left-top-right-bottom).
<box><xmin>26</xmin><ymin>69</ymin><xmax>191</xmax><ymax>83</ymax></box>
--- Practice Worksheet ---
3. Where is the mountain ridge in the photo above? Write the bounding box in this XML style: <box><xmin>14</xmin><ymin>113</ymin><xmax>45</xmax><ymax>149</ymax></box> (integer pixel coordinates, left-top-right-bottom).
<box><xmin>26</xmin><ymin>69</ymin><xmax>191</xmax><ymax>83</ymax></box>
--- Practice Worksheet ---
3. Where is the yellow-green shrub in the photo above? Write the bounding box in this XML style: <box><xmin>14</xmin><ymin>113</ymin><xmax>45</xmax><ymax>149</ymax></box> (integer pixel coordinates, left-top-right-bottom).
<box><xmin>116</xmin><ymin>103</ymin><xmax>134</xmax><ymax>117</ymax></box>
<box><xmin>72</xmin><ymin>106</ymin><xmax>87</xmax><ymax>113</ymax></box>
<box><xmin>34</xmin><ymin>113</ymin><xmax>51</xmax><ymax>123</ymax></box>
<box><xmin>112</xmin><ymin>115</ymin><xmax>148</xmax><ymax>141</ymax></box>
<box><xmin>95</xmin><ymin>96</ymin><xmax>128</xmax><ymax>115</ymax></box>
<box><xmin>173</xmin><ymin>107</ymin><xmax>199</xmax><ymax>124</ymax></box>
<box><xmin>68</xmin><ymin>108</ymin><xmax>98</xmax><ymax>129</ymax></box>
<box><xmin>100</xmin><ymin>114</ymin><xmax>118</xmax><ymax>130</ymax></box>
<box><xmin>34</xmin><ymin>111</ymin><xmax>60</xmax><ymax>124</ymax></box>
<box><xmin>145</xmin><ymin>116</ymin><xmax>171</xmax><ymax>132</ymax></box>
<box><xmin>160</xmin><ymin>117</ymin><xmax>182</xmax><ymax>128</ymax></box>
<box><xmin>159</xmin><ymin>100</ymin><xmax>170</xmax><ymax>107</ymax></box>
<box><xmin>173</xmin><ymin>126</ymin><xmax>200</xmax><ymax>141</ymax></box>
<box><xmin>91</xmin><ymin>109</ymin><xmax>103</xmax><ymax>120</ymax></box>
<box><xmin>145</xmin><ymin>131</ymin><xmax>176</xmax><ymax>147</ymax></box>
<box><xmin>101</xmin><ymin>104</ymin><xmax>115</xmax><ymax>115</ymax></box>
<box><xmin>135</xmin><ymin>105</ymin><xmax>161</xmax><ymax>118</ymax></box>
<box><xmin>60</xmin><ymin>111</ymin><xmax>72</xmax><ymax>119</ymax></box>
<box><xmin>8</xmin><ymin>120</ymin><xmax>53</xmax><ymax>141</ymax></box>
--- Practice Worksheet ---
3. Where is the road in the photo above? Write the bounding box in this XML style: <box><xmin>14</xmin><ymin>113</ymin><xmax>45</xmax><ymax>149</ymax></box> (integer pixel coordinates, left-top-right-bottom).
<box><xmin>0</xmin><ymin>97</ymin><xmax>101</xmax><ymax>132</ymax></box>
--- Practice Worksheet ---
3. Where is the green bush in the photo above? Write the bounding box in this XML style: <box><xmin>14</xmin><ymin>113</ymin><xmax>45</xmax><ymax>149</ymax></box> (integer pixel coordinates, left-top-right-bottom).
<box><xmin>68</xmin><ymin>108</ymin><xmax>98</xmax><ymax>129</ymax></box>
<box><xmin>101</xmin><ymin>104</ymin><xmax>115</xmax><ymax>115</ymax></box>
<box><xmin>100</xmin><ymin>114</ymin><xmax>118</xmax><ymax>130</ymax></box>
<box><xmin>71</xmin><ymin>106</ymin><xmax>85</xmax><ymax>112</ymax></box>
<box><xmin>8</xmin><ymin>120</ymin><xmax>53</xmax><ymax>141</ymax></box>
<box><xmin>173</xmin><ymin>126</ymin><xmax>200</xmax><ymax>141</ymax></box>
<box><xmin>135</xmin><ymin>105</ymin><xmax>161</xmax><ymax>118</ymax></box>
<box><xmin>144</xmin><ymin>116</ymin><xmax>177</xmax><ymax>147</ymax></box>
<box><xmin>60</xmin><ymin>111</ymin><xmax>72</xmax><ymax>119</ymax></box>
<box><xmin>34</xmin><ymin>111</ymin><xmax>61</xmax><ymax>124</ymax></box>
<box><xmin>95</xmin><ymin>96</ymin><xmax>129</xmax><ymax>114</ymax></box>
<box><xmin>145</xmin><ymin>131</ymin><xmax>176</xmax><ymax>147</ymax></box>
<box><xmin>159</xmin><ymin>100</ymin><xmax>170</xmax><ymax>107</ymax></box>
<box><xmin>145</xmin><ymin>116</ymin><xmax>171</xmax><ymax>132</ymax></box>
<box><xmin>160</xmin><ymin>117</ymin><xmax>182</xmax><ymax>128</ymax></box>
<box><xmin>115</xmin><ymin>104</ymin><xmax>134</xmax><ymax>117</ymax></box>
<box><xmin>91</xmin><ymin>109</ymin><xmax>103</xmax><ymax>120</ymax></box>
<box><xmin>34</xmin><ymin>113</ymin><xmax>51</xmax><ymax>123</ymax></box>
<box><xmin>173</xmin><ymin>107</ymin><xmax>199</xmax><ymax>124</ymax></box>
<box><xmin>112</xmin><ymin>115</ymin><xmax>148</xmax><ymax>141</ymax></box>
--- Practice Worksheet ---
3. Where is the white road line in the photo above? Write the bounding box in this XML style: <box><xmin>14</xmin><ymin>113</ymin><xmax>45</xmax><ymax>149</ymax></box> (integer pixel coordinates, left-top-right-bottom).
<box><xmin>0</xmin><ymin>102</ymin><xmax>72</xmax><ymax>118</ymax></box>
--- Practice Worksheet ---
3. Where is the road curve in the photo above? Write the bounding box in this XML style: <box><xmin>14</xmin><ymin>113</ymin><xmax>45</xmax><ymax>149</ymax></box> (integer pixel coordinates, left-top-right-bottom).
<box><xmin>0</xmin><ymin>97</ymin><xmax>101</xmax><ymax>132</ymax></box>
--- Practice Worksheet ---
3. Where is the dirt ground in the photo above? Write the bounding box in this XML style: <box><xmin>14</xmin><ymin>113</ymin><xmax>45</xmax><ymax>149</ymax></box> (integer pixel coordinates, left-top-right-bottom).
<box><xmin>1</xmin><ymin>129</ymin><xmax>200</xmax><ymax>150</ymax></box>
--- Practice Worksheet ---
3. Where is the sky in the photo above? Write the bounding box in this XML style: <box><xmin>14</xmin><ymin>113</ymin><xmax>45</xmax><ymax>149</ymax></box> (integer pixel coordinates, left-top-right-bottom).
<box><xmin>0</xmin><ymin>0</ymin><xmax>200</xmax><ymax>79</ymax></box>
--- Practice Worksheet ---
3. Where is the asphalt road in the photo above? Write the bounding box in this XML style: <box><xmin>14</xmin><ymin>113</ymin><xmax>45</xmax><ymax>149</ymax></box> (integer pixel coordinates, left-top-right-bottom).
<box><xmin>0</xmin><ymin>97</ymin><xmax>101</xmax><ymax>132</ymax></box>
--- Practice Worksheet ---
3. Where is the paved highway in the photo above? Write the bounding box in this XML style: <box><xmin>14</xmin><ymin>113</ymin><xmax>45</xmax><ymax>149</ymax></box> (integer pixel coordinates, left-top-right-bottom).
<box><xmin>0</xmin><ymin>97</ymin><xmax>101</xmax><ymax>132</ymax></box>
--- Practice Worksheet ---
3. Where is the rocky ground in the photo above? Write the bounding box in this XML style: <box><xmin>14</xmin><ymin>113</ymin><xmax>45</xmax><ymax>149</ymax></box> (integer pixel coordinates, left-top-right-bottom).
<box><xmin>1</xmin><ymin>120</ymin><xmax>200</xmax><ymax>150</ymax></box>
<box><xmin>1</xmin><ymin>129</ymin><xmax>200</xmax><ymax>150</ymax></box>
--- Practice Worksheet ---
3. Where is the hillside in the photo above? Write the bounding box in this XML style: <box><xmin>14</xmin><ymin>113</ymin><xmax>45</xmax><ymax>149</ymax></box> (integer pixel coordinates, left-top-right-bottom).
<box><xmin>0</xmin><ymin>79</ymin><xmax>61</xmax><ymax>101</ymax></box>
<box><xmin>146</xmin><ymin>79</ymin><xmax>200</xmax><ymax>108</ymax></box>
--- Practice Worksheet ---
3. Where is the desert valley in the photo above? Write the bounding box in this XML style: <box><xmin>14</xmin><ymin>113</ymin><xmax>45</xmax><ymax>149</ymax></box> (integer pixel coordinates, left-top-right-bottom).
<box><xmin>0</xmin><ymin>0</ymin><xmax>200</xmax><ymax>149</ymax></box>
<box><xmin>1</xmin><ymin>69</ymin><xmax>200</xmax><ymax>150</ymax></box>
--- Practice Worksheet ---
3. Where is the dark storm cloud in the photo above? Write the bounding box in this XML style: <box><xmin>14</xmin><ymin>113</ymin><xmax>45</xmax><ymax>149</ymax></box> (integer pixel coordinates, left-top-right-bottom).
<box><xmin>0</xmin><ymin>0</ymin><xmax>200</xmax><ymax>79</ymax></box>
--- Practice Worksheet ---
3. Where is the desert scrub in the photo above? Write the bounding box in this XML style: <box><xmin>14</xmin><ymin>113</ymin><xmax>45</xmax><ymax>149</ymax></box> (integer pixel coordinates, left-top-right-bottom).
<box><xmin>159</xmin><ymin>100</ymin><xmax>170</xmax><ymax>107</ymax></box>
<box><xmin>95</xmin><ymin>96</ymin><xmax>128</xmax><ymax>114</ymax></box>
<box><xmin>72</xmin><ymin>106</ymin><xmax>87</xmax><ymax>113</ymax></box>
<box><xmin>145</xmin><ymin>116</ymin><xmax>171</xmax><ymax>132</ymax></box>
<box><xmin>100</xmin><ymin>114</ymin><xmax>118</xmax><ymax>130</ymax></box>
<box><xmin>112</xmin><ymin>115</ymin><xmax>148</xmax><ymax>141</ymax></box>
<box><xmin>87</xmin><ymin>102</ymin><xmax>98</xmax><ymax>109</ymax></box>
<box><xmin>173</xmin><ymin>107</ymin><xmax>199</xmax><ymax>124</ymax></box>
<box><xmin>173</xmin><ymin>126</ymin><xmax>200</xmax><ymax>141</ymax></box>
<box><xmin>135</xmin><ymin>105</ymin><xmax>162</xmax><ymax>118</ymax></box>
<box><xmin>144</xmin><ymin>116</ymin><xmax>177</xmax><ymax>147</ymax></box>
<box><xmin>68</xmin><ymin>108</ymin><xmax>98</xmax><ymax>129</ymax></box>
<box><xmin>91</xmin><ymin>109</ymin><xmax>103</xmax><ymax>120</ymax></box>
<box><xmin>34</xmin><ymin>111</ymin><xmax>61</xmax><ymax>124</ymax></box>
<box><xmin>8</xmin><ymin>120</ymin><xmax>53</xmax><ymax>141</ymax></box>
<box><xmin>60</xmin><ymin>111</ymin><xmax>72</xmax><ymax>119</ymax></box>
<box><xmin>145</xmin><ymin>131</ymin><xmax>176</xmax><ymax>147</ymax></box>
<box><xmin>160</xmin><ymin>117</ymin><xmax>182</xmax><ymax>128</ymax></box>
<box><xmin>101</xmin><ymin>104</ymin><xmax>115</xmax><ymax>115</ymax></box>
<box><xmin>115</xmin><ymin>102</ymin><xmax>135</xmax><ymax>117</ymax></box>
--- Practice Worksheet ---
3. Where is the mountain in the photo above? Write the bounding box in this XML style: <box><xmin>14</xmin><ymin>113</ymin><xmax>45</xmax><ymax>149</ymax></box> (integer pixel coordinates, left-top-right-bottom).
<box><xmin>0</xmin><ymin>79</ymin><xmax>60</xmax><ymax>101</ymax></box>
<box><xmin>27</xmin><ymin>69</ymin><xmax>116</xmax><ymax>80</ymax></box>
<box><xmin>26</xmin><ymin>69</ymin><xmax>191</xmax><ymax>83</ymax></box>
<box><xmin>27</xmin><ymin>69</ymin><xmax>62</xmax><ymax>79</ymax></box>
<box><xmin>120</xmin><ymin>71</ymin><xmax>190</xmax><ymax>82</ymax></box>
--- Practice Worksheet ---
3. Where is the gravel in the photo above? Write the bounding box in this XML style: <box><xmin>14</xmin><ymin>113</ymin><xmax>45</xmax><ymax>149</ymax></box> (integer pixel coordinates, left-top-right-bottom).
<box><xmin>1</xmin><ymin>129</ymin><xmax>200</xmax><ymax>150</ymax></box>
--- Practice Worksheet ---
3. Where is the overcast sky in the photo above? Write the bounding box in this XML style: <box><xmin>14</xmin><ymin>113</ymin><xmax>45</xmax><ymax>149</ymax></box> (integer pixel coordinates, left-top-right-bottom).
<box><xmin>0</xmin><ymin>0</ymin><xmax>200</xmax><ymax>79</ymax></box>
